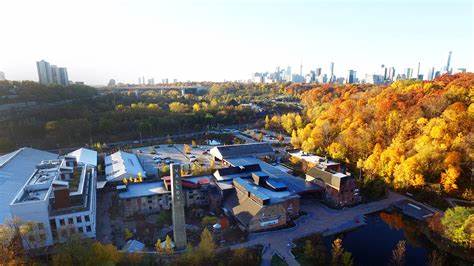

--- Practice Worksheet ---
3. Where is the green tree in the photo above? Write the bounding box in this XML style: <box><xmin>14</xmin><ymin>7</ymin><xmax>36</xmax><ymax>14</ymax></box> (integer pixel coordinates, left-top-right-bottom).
<box><xmin>124</xmin><ymin>228</ymin><xmax>133</xmax><ymax>240</ymax></box>
<box><xmin>441</xmin><ymin>206</ymin><xmax>474</xmax><ymax>248</ymax></box>
<box><xmin>198</xmin><ymin>228</ymin><xmax>216</xmax><ymax>260</ymax></box>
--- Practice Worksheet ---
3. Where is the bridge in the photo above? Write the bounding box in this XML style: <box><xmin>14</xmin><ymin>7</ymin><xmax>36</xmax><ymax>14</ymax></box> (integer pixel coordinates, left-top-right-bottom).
<box><xmin>99</xmin><ymin>85</ymin><xmax>207</xmax><ymax>95</ymax></box>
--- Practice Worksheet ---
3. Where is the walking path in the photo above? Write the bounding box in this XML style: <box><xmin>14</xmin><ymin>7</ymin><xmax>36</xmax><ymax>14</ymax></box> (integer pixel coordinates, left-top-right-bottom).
<box><xmin>230</xmin><ymin>191</ymin><xmax>406</xmax><ymax>266</ymax></box>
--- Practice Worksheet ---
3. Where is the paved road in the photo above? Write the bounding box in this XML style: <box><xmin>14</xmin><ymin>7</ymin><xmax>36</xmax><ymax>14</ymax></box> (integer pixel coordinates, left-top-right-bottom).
<box><xmin>230</xmin><ymin>191</ymin><xmax>406</xmax><ymax>266</ymax></box>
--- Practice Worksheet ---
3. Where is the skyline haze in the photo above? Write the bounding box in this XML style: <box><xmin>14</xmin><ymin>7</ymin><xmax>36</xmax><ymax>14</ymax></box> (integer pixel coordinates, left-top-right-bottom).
<box><xmin>1</xmin><ymin>0</ymin><xmax>472</xmax><ymax>85</ymax></box>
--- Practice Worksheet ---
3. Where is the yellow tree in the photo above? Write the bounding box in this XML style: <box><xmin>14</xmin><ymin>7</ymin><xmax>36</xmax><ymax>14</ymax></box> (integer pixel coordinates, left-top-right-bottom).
<box><xmin>155</xmin><ymin>239</ymin><xmax>163</xmax><ymax>255</ymax></box>
<box><xmin>165</xmin><ymin>235</ymin><xmax>173</xmax><ymax>255</ymax></box>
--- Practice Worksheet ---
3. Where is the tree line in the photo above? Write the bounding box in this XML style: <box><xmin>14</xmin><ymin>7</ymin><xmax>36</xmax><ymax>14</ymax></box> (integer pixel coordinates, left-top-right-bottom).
<box><xmin>266</xmin><ymin>73</ymin><xmax>473</xmax><ymax>200</ymax></box>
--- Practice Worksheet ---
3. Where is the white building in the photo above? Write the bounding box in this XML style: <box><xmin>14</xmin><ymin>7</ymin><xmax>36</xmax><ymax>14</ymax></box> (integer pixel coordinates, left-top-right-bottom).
<box><xmin>9</xmin><ymin>148</ymin><xmax>97</xmax><ymax>249</ymax></box>
<box><xmin>0</xmin><ymin>148</ymin><xmax>57</xmax><ymax>223</ymax></box>
<box><xmin>105</xmin><ymin>151</ymin><xmax>146</xmax><ymax>182</ymax></box>
<box><xmin>0</xmin><ymin>71</ymin><xmax>5</xmax><ymax>80</ymax></box>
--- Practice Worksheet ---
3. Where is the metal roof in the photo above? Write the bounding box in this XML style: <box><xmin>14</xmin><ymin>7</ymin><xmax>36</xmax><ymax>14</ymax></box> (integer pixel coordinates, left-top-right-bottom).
<box><xmin>118</xmin><ymin>181</ymin><xmax>169</xmax><ymax>199</ymax></box>
<box><xmin>0</xmin><ymin>148</ymin><xmax>57</xmax><ymax>223</ymax></box>
<box><xmin>68</xmin><ymin>148</ymin><xmax>97</xmax><ymax>167</ymax></box>
<box><xmin>210</xmin><ymin>143</ymin><xmax>274</xmax><ymax>160</ymax></box>
<box><xmin>225</xmin><ymin>157</ymin><xmax>321</xmax><ymax>194</ymax></box>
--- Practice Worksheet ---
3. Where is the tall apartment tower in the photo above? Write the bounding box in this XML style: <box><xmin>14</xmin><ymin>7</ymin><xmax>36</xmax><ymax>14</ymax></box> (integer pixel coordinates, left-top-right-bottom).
<box><xmin>445</xmin><ymin>51</ymin><xmax>452</xmax><ymax>74</ymax></box>
<box><xmin>37</xmin><ymin>60</ymin><xmax>53</xmax><ymax>85</ymax></box>
<box><xmin>416</xmin><ymin>62</ymin><xmax>421</xmax><ymax>79</ymax></box>
<box><xmin>329</xmin><ymin>62</ymin><xmax>335</xmax><ymax>83</ymax></box>
<box><xmin>0</xmin><ymin>71</ymin><xmax>5</xmax><ymax>81</ymax></box>
<box><xmin>170</xmin><ymin>164</ymin><xmax>187</xmax><ymax>250</ymax></box>
<box><xmin>36</xmin><ymin>60</ymin><xmax>69</xmax><ymax>86</ymax></box>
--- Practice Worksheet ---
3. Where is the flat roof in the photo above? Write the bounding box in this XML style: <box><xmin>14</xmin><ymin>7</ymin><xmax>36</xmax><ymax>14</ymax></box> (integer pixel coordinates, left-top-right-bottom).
<box><xmin>289</xmin><ymin>150</ymin><xmax>340</xmax><ymax>166</ymax></box>
<box><xmin>118</xmin><ymin>181</ymin><xmax>169</xmax><ymax>199</ymax></box>
<box><xmin>0</xmin><ymin>148</ymin><xmax>57</xmax><ymax>222</ymax></box>
<box><xmin>225</xmin><ymin>157</ymin><xmax>321</xmax><ymax>194</ymax></box>
<box><xmin>210</xmin><ymin>143</ymin><xmax>274</xmax><ymax>160</ymax></box>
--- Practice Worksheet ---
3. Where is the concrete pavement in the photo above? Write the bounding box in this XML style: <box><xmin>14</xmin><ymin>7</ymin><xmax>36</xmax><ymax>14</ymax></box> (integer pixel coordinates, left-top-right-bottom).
<box><xmin>230</xmin><ymin>191</ymin><xmax>406</xmax><ymax>266</ymax></box>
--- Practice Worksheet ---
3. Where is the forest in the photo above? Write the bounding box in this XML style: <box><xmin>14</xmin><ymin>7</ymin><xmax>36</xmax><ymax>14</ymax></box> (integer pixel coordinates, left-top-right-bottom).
<box><xmin>0</xmin><ymin>81</ymin><xmax>289</xmax><ymax>152</ymax></box>
<box><xmin>266</xmin><ymin>73</ymin><xmax>473</xmax><ymax>199</ymax></box>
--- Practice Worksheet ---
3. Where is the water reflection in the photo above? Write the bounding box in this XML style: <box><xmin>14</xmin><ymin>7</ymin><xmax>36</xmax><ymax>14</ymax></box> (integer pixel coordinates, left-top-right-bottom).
<box><xmin>324</xmin><ymin>212</ymin><xmax>466</xmax><ymax>266</ymax></box>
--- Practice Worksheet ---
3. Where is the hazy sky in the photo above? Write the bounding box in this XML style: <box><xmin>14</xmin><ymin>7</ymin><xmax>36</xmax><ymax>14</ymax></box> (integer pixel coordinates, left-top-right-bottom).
<box><xmin>1</xmin><ymin>0</ymin><xmax>472</xmax><ymax>85</ymax></box>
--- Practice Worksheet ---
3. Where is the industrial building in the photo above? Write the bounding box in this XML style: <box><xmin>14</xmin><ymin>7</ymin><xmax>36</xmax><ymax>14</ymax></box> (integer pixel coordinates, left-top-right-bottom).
<box><xmin>9</xmin><ymin>148</ymin><xmax>97</xmax><ymax>249</ymax></box>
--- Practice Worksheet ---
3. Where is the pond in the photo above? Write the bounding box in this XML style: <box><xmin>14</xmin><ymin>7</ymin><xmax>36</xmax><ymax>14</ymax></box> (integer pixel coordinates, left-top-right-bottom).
<box><xmin>325</xmin><ymin>212</ymin><xmax>468</xmax><ymax>266</ymax></box>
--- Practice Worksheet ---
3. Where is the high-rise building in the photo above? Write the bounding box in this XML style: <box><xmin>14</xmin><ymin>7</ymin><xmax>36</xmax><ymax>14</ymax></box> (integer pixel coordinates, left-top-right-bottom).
<box><xmin>0</xmin><ymin>71</ymin><xmax>5</xmax><ymax>81</ymax></box>
<box><xmin>388</xmin><ymin>67</ymin><xmax>396</xmax><ymax>81</ymax></box>
<box><xmin>416</xmin><ymin>62</ymin><xmax>421</xmax><ymax>79</ymax></box>
<box><xmin>36</xmin><ymin>60</ymin><xmax>69</xmax><ymax>86</ymax></box>
<box><xmin>427</xmin><ymin>67</ymin><xmax>435</xmax><ymax>80</ymax></box>
<box><xmin>108</xmin><ymin>79</ymin><xmax>116</xmax><ymax>87</ymax></box>
<box><xmin>58</xmin><ymin>67</ymin><xmax>69</xmax><ymax>86</ymax></box>
<box><xmin>315</xmin><ymin>68</ymin><xmax>322</xmax><ymax>77</ymax></box>
<box><xmin>346</xmin><ymin>70</ymin><xmax>357</xmax><ymax>84</ymax></box>
<box><xmin>329</xmin><ymin>62</ymin><xmax>335</xmax><ymax>83</ymax></box>
<box><xmin>36</xmin><ymin>60</ymin><xmax>53</xmax><ymax>85</ymax></box>
<box><xmin>405</xmin><ymin>68</ymin><xmax>413</xmax><ymax>79</ymax></box>
<box><xmin>445</xmin><ymin>51</ymin><xmax>452</xmax><ymax>74</ymax></box>
<box><xmin>285</xmin><ymin>66</ymin><xmax>292</xmax><ymax>82</ymax></box>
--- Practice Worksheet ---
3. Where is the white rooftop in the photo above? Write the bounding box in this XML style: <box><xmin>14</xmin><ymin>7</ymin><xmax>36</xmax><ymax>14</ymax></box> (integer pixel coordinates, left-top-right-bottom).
<box><xmin>289</xmin><ymin>150</ymin><xmax>340</xmax><ymax>166</ymax></box>
<box><xmin>0</xmin><ymin>148</ymin><xmax>57</xmax><ymax>223</ymax></box>
<box><xmin>105</xmin><ymin>151</ymin><xmax>146</xmax><ymax>182</ymax></box>
<box><xmin>68</xmin><ymin>148</ymin><xmax>98</xmax><ymax>167</ymax></box>
<box><xmin>118</xmin><ymin>181</ymin><xmax>169</xmax><ymax>199</ymax></box>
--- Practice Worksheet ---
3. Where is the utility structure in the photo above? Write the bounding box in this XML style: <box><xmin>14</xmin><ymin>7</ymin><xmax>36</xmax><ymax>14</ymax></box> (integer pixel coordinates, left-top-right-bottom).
<box><xmin>170</xmin><ymin>164</ymin><xmax>187</xmax><ymax>250</ymax></box>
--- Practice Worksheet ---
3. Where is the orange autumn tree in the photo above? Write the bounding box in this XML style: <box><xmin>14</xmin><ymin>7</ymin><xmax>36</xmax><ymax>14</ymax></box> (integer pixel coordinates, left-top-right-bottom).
<box><xmin>274</xmin><ymin>73</ymin><xmax>473</xmax><ymax>196</ymax></box>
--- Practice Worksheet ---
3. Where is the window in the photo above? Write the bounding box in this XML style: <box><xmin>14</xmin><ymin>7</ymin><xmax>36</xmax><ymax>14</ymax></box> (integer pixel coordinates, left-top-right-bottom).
<box><xmin>68</xmin><ymin>218</ymin><xmax>74</xmax><ymax>224</ymax></box>
<box><xmin>78</xmin><ymin>227</ymin><xmax>84</xmax><ymax>233</ymax></box>
<box><xmin>85</xmin><ymin>215</ymin><xmax>90</xmax><ymax>222</ymax></box>
<box><xmin>86</xmin><ymin>225</ymin><xmax>91</xmax><ymax>232</ymax></box>
<box><xmin>38</xmin><ymin>223</ymin><xmax>44</xmax><ymax>230</ymax></box>
<box><xmin>60</xmin><ymin>219</ymin><xmax>65</xmax><ymax>226</ymax></box>
<box><xmin>148</xmin><ymin>200</ymin><xmax>152</xmax><ymax>204</ymax></box>
<box><xmin>76</xmin><ymin>216</ymin><xmax>82</xmax><ymax>223</ymax></box>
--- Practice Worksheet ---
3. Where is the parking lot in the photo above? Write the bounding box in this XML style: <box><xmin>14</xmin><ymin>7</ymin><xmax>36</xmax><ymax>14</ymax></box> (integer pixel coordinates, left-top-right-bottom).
<box><xmin>131</xmin><ymin>143</ymin><xmax>217</xmax><ymax>175</ymax></box>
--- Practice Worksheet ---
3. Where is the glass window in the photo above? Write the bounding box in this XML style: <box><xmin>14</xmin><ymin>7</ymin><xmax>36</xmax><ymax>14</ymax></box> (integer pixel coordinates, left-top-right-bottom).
<box><xmin>78</xmin><ymin>227</ymin><xmax>84</xmax><ymax>233</ymax></box>
<box><xmin>76</xmin><ymin>216</ymin><xmax>82</xmax><ymax>223</ymax></box>
<box><xmin>68</xmin><ymin>218</ymin><xmax>74</xmax><ymax>224</ymax></box>
<box><xmin>38</xmin><ymin>223</ymin><xmax>44</xmax><ymax>230</ymax></box>
<box><xmin>60</xmin><ymin>219</ymin><xmax>65</xmax><ymax>226</ymax></box>
<box><xmin>85</xmin><ymin>215</ymin><xmax>90</xmax><ymax>222</ymax></box>
<box><xmin>86</xmin><ymin>225</ymin><xmax>91</xmax><ymax>232</ymax></box>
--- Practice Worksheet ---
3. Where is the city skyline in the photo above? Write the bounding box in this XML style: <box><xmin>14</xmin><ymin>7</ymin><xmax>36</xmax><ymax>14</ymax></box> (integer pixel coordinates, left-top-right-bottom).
<box><xmin>0</xmin><ymin>0</ymin><xmax>472</xmax><ymax>85</ymax></box>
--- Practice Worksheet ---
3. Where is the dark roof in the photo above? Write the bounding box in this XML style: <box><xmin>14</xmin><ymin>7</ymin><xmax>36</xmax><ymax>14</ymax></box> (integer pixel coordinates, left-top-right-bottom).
<box><xmin>216</xmin><ymin>164</ymin><xmax>261</xmax><ymax>176</ymax></box>
<box><xmin>224</xmin><ymin>190</ymin><xmax>263</xmax><ymax>227</ymax></box>
<box><xmin>307</xmin><ymin>167</ymin><xmax>350</xmax><ymax>190</ymax></box>
<box><xmin>212</xmin><ymin>143</ymin><xmax>274</xmax><ymax>159</ymax></box>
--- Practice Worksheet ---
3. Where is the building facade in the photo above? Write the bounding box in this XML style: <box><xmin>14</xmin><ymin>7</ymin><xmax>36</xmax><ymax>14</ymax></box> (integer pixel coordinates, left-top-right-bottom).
<box><xmin>9</xmin><ymin>148</ymin><xmax>97</xmax><ymax>249</ymax></box>
<box><xmin>36</xmin><ymin>60</ymin><xmax>69</xmax><ymax>86</ymax></box>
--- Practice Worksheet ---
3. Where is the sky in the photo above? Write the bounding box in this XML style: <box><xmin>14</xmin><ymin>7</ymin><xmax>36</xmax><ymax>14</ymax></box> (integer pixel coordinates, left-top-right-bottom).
<box><xmin>0</xmin><ymin>0</ymin><xmax>472</xmax><ymax>85</ymax></box>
